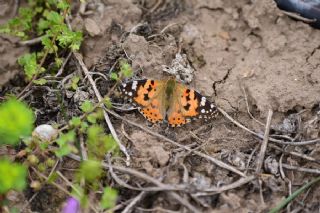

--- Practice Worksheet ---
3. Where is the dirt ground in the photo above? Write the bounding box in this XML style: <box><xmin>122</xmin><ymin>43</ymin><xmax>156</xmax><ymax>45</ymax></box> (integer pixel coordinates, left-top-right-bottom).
<box><xmin>1</xmin><ymin>0</ymin><xmax>320</xmax><ymax>212</ymax></box>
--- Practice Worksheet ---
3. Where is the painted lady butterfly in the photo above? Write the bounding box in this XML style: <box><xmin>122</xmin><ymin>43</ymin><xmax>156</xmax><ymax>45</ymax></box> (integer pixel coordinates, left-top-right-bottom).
<box><xmin>120</xmin><ymin>79</ymin><xmax>218</xmax><ymax>127</ymax></box>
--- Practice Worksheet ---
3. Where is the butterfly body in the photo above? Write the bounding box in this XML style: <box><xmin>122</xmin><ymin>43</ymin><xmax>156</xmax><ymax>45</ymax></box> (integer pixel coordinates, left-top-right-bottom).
<box><xmin>121</xmin><ymin>79</ymin><xmax>217</xmax><ymax>127</ymax></box>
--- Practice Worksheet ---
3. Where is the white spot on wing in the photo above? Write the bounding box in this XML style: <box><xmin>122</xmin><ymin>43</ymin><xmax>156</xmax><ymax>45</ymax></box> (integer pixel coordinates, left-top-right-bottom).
<box><xmin>128</xmin><ymin>92</ymin><xmax>133</xmax><ymax>96</ymax></box>
<box><xmin>201</xmin><ymin>109</ymin><xmax>205</xmax><ymax>114</ymax></box>
<box><xmin>132</xmin><ymin>81</ymin><xmax>138</xmax><ymax>90</ymax></box>
<box><xmin>210</xmin><ymin>103</ymin><xmax>215</xmax><ymax>108</ymax></box>
<box><xmin>122</xmin><ymin>83</ymin><xmax>127</xmax><ymax>87</ymax></box>
<box><xmin>201</xmin><ymin>97</ymin><xmax>206</xmax><ymax>106</ymax></box>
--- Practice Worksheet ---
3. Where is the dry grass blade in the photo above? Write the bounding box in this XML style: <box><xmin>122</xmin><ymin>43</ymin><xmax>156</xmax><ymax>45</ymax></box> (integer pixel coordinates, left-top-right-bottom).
<box><xmin>256</xmin><ymin>109</ymin><xmax>273</xmax><ymax>173</ymax></box>
<box><xmin>269</xmin><ymin>176</ymin><xmax>320</xmax><ymax>213</ymax></box>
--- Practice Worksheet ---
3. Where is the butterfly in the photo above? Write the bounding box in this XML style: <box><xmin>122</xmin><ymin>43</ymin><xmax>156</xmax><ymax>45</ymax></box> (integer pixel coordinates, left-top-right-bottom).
<box><xmin>120</xmin><ymin>79</ymin><xmax>218</xmax><ymax>127</ymax></box>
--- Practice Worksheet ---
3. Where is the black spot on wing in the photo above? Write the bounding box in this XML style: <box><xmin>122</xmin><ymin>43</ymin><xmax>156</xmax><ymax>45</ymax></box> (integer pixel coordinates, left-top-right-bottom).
<box><xmin>144</xmin><ymin>93</ymin><xmax>150</xmax><ymax>101</ymax></box>
<box><xmin>183</xmin><ymin>103</ymin><xmax>191</xmax><ymax>111</ymax></box>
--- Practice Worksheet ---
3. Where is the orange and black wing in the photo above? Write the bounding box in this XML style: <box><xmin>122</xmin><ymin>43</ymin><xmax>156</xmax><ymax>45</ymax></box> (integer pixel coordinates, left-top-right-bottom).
<box><xmin>167</xmin><ymin>84</ymin><xmax>218</xmax><ymax>127</ymax></box>
<box><xmin>120</xmin><ymin>79</ymin><xmax>166</xmax><ymax>124</ymax></box>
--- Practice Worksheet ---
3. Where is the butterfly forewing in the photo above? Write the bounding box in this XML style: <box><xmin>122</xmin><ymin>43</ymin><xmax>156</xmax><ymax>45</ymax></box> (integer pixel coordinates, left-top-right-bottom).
<box><xmin>120</xmin><ymin>79</ymin><xmax>166</xmax><ymax>124</ymax></box>
<box><xmin>166</xmin><ymin>83</ymin><xmax>218</xmax><ymax>127</ymax></box>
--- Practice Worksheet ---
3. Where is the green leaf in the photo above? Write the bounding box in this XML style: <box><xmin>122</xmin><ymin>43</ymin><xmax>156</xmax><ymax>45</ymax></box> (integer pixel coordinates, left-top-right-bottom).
<box><xmin>18</xmin><ymin>53</ymin><xmax>38</xmax><ymax>80</ymax></box>
<box><xmin>87</xmin><ymin>126</ymin><xmax>118</xmax><ymax>160</ymax></box>
<box><xmin>78</xmin><ymin>160</ymin><xmax>102</xmax><ymax>182</ymax></box>
<box><xmin>71</xmin><ymin>185</ymin><xmax>88</xmax><ymax>207</ymax></box>
<box><xmin>55</xmin><ymin>131</ymin><xmax>75</xmax><ymax>157</ymax></box>
<box><xmin>55</xmin><ymin>145</ymin><xmax>71</xmax><ymax>157</ymax></box>
<box><xmin>0</xmin><ymin>99</ymin><xmax>34</xmax><ymax>145</ymax></box>
<box><xmin>103</xmin><ymin>97</ymin><xmax>113</xmax><ymax>109</ymax></box>
<box><xmin>57</xmin><ymin>29</ymin><xmax>83</xmax><ymax>51</ymax></box>
<box><xmin>100</xmin><ymin>187</ymin><xmax>118</xmax><ymax>209</ymax></box>
<box><xmin>110</xmin><ymin>72</ymin><xmax>118</xmax><ymax>81</ymax></box>
<box><xmin>87</xmin><ymin>113</ymin><xmax>97</xmax><ymax>124</ymax></box>
<box><xmin>120</xmin><ymin>60</ymin><xmax>133</xmax><ymax>78</ymax></box>
<box><xmin>71</xmin><ymin>76</ymin><xmax>80</xmax><ymax>91</ymax></box>
<box><xmin>37</xmin><ymin>18</ymin><xmax>50</xmax><ymax>34</ymax></box>
<box><xmin>44</xmin><ymin>11</ymin><xmax>63</xmax><ymax>24</ymax></box>
<box><xmin>2</xmin><ymin>7</ymin><xmax>35</xmax><ymax>38</ymax></box>
<box><xmin>57</xmin><ymin>1</ymin><xmax>70</xmax><ymax>10</ymax></box>
<box><xmin>33</xmin><ymin>78</ymin><xmax>47</xmax><ymax>85</ymax></box>
<box><xmin>0</xmin><ymin>159</ymin><xmax>27</xmax><ymax>194</ymax></box>
<box><xmin>55</xmin><ymin>57</ymin><xmax>63</xmax><ymax>67</ymax></box>
<box><xmin>69</xmin><ymin>31</ymin><xmax>83</xmax><ymax>51</ymax></box>
<box><xmin>80</xmin><ymin>100</ymin><xmax>94</xmax><ymax>113</ymax></box>
<box><xmin>79</xmin><ymin>121</ymin><xmax>89</xmax><ymax>133</ymax></box>
<box><xmin>56</xmin><ymin>131</ymin><xmax>75</xmax><ymax>146</ymax></box>
<box><xmin>41</xmin><ymin>36</ymin><xmax>54</xmax><ymax>53</ymax></box>
<box><xmin>69</xmin><ymin>117</ymin><xmax>82</xmax><ymax>127</ymax></box>
<box><xmin>47</xmin><ymin>172</ymin><xmax>58</xmax><ymax>183</ymax></box>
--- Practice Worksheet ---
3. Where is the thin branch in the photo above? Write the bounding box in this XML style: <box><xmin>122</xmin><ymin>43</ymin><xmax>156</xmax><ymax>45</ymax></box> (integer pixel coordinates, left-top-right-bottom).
<box><xmin>55</xmin><ymin>51</ymin><xmax>72</xmax><ymax>77</ymax></box>
<box><xmin>269</xmin><ymin>144</ymin><xmax>319</xmax><ymax>163</ymax></box>
<box><xmin>18</xmin><ymin>36</ymin><xmax>44</xmax><ymax>46</ymax></box>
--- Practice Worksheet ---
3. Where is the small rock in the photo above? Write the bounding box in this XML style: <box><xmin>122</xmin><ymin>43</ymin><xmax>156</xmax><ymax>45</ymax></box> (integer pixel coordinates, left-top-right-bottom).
<box><xmin>264</xmin><ymin>156</ymin><xmax>279</xmax><ymax>175</ymax></box>
<box><xmin>32</xmin><ymin>124</ymin><xmax>58</xmax><ymax>141</ymax></box>
<box><xmin>149</xmin><ymin>146</ymin><xmax>170</xmax><ymax>167</ymax></box>
<box><xmin>84</xmin><ymin>18</ymin><xmax>101</xmax><ymax>36</ymax></box>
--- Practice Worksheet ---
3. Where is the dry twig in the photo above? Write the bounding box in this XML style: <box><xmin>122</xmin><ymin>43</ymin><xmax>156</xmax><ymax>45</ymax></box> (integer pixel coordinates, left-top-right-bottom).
<box><xmin>122</xmin><ymin>191</ymin><xmax>148</xmax><ymax>213</ymax></box>
<box><xmin>281</xmin><ymin>164</ymin><xmax>320</xmax><ymax>174</ymax></box>
<box><xmin>194</xmin><ymin>175</ymin><xmax>255</xmax><ymax>196</ymax></box>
